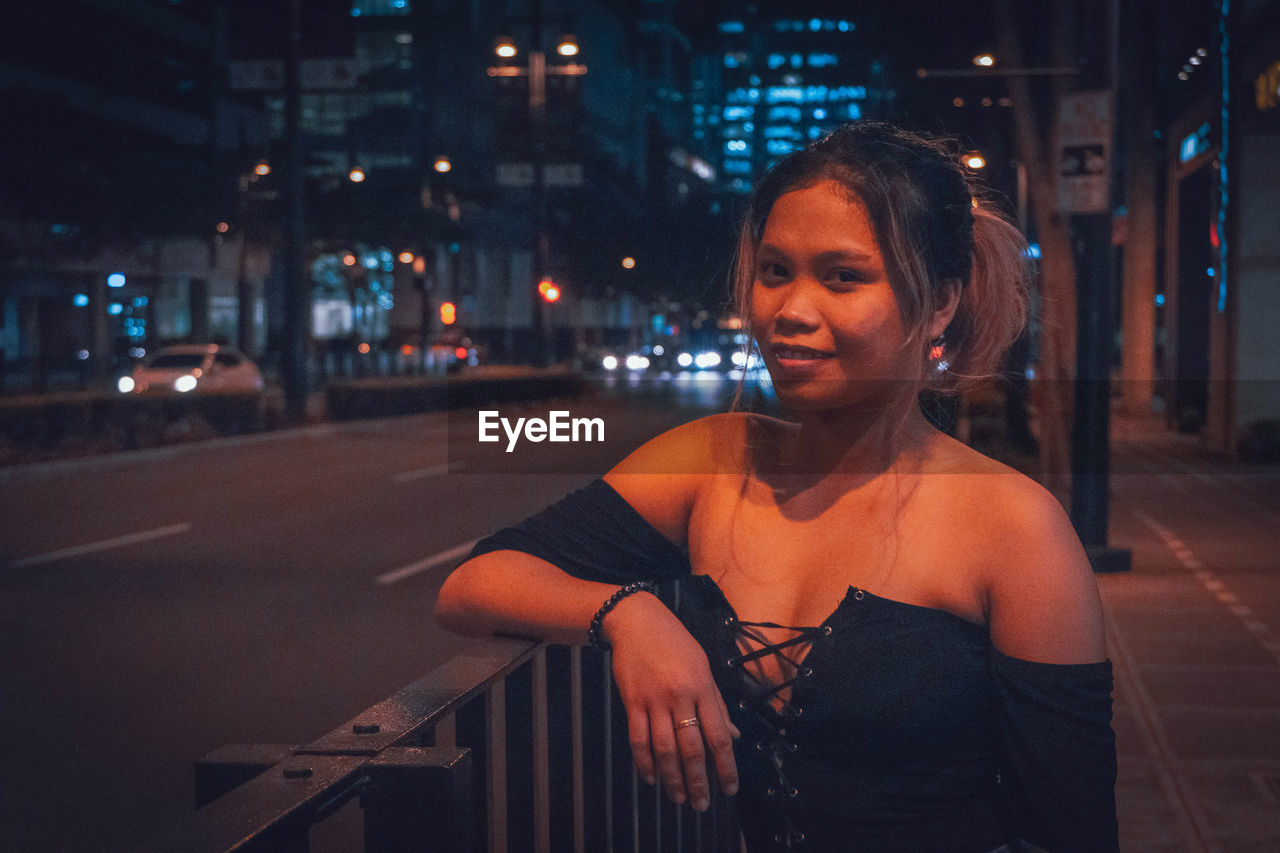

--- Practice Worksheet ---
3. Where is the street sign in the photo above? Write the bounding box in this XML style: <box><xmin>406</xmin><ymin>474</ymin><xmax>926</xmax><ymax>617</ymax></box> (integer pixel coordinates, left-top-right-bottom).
<box><xmin>230</xmin><ymin>58</ymin><xmax>356</xmax><ymax>92</ymax></box>
<box><xmin>543</xmin><ymin>163</ymin><xmax>584</xmax><ymax>187</ymax></box>
<box><xmin>495</xmin><ymin>163</ymin><xmax>584</xmax><ymax>188</ymax></box>
<box><xmin>1056</xmin><ymin>90</ymin><xmax>1113</xmax><ymax>213</ymax></box>
<box><xmin>496</xmin><ymin>163</ymin><xmax>535</xmax><ymax>187</ymax></box>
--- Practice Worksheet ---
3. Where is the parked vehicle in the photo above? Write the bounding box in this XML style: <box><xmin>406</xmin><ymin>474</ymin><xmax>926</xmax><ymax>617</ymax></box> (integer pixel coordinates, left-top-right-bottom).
<box><xmin>117</xmin><ymin>344</ymin><xmax>263</xmax><ymax>394</ymax></box>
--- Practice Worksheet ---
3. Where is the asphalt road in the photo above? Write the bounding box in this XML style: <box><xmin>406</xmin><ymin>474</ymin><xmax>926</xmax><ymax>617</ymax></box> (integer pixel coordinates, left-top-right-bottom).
<box><xmin>0</xmin><ymin>376</ymin><xmax>735</xmax><ymax>852</ymax></box>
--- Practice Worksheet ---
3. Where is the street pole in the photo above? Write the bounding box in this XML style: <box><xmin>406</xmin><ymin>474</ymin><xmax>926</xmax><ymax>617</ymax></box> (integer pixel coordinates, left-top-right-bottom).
<box><xmin>528</xmin><ymin>0</ymin><xmax>550</xmax><ymax>367</ymax></box>
<box><xmin>1068</xmin><ymin>0</ymin><xmax>1130</xmax><ymax>573</ymax></box>
<box><xmin>281</xmin><ymin>0</ymin><xmax>309</xmax><ymax>420</ymax></box>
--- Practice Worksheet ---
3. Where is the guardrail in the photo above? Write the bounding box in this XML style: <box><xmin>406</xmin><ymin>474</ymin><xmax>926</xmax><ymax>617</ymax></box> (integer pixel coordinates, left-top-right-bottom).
<box><xmin>136</xmin><ymin>637</ymin><xmax>739</xmax><ymax>853</ymax></box>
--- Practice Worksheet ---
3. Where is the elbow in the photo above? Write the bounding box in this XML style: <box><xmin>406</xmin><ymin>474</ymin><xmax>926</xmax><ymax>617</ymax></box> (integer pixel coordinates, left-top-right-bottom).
<box><xmin>434</xmin><ymin>562</ymin><xmax>487</xmax><ymax>636</ymax></box>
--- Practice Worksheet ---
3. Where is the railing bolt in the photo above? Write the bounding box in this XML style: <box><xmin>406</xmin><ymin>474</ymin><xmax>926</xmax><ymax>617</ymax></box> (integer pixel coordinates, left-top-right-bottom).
<box><xmin>283</xmin><ymin>766</ymin><xmax>313</xmax><ymax>780</ymax></box>
<box><xmin>353</xmin><ymin>723</ymin><xmax>381</xmax><ymax>735</ymax></box>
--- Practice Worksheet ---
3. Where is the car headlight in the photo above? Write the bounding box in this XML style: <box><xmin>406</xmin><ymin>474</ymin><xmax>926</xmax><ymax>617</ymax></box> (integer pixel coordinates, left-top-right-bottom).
<box><xmin>174</xmin><ymin>375</ymin><xmax>198</xmax><ymax>393</ymax></box>
<box><xmin>117</xmin><ymin>376</ymin><xmax>135</xmax><ymax>393</ymax></box>
<box><xmin>601</xmin><ymin>355</ymin><xmax>618</xmax><ymax>370</ymax></box>
<box><xmin>694</xmin><ymin>351</ymin><xmax>721</xmax><ymax>369</ymax></box>
<box><xmin>625</xmin><ymin>354</ymin><xmax>650</xmax><ymax>371</ymax></box>
<box><xmin>676</xmin><ymin>352</ymin><xmax>693</xmax><ymax>368</ymax></box>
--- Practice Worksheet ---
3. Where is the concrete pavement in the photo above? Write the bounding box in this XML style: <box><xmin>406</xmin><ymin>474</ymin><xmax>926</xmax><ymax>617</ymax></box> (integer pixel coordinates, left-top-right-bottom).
<box><xmin>1095</xmin><ymin>416</ymin><xmax>1280</xmax><ymax>852</ymax></box>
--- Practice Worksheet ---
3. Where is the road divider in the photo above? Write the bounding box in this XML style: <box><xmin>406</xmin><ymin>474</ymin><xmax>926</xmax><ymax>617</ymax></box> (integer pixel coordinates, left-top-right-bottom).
<box><xmin>8</xmin><ymin>522</ymin><xmax>194</xmax><ymax>569</ymax></box>
<box><xmin>374</xmin><ymin>539</ymin><xmax>479</xmax><ymax>586</ymax></box>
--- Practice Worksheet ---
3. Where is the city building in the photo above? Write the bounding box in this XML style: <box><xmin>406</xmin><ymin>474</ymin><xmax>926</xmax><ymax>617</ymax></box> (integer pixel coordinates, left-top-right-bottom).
<box><xmin>0</xmin><ymin>0</ymin><xmax>265</xmax><ymax>390</ymax></box>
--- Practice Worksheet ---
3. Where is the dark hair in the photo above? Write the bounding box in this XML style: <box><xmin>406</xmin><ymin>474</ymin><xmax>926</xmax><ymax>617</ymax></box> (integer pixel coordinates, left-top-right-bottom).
<box><xmin>731</xmin><ymin>120</ymin><xmax>1028</xmax><ymax>390</ymax></box>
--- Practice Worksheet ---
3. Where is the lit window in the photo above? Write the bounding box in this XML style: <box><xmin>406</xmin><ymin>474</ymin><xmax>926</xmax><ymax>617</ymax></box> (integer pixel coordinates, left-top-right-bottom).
<box><xmin>766</xmin><ymin>86</ymin><xmax>803</xmax><ymax>104</ymax></box>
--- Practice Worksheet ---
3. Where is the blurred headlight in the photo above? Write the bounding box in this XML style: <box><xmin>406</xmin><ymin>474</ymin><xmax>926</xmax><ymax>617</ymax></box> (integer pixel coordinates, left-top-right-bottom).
<box><xmin>174</xmin><ymin>375</ymin><xmax>198</xmax><ymax>393</ymax></box>
<box><xmin>694</xmin><ymin>351</ymin><xmax>722</xmax><ymax>369</ymax></box>
<box><xmin>625</xmin><ymin>354</ymin><xmax>650</xmax><ymax>370</ymax></box>
<box><xmin>730</xmin><ymin>350</ymin><xmax>748</xmax><ymax>367</ymax></box>
<box><xmin>676</xmin><ymin>352</ymin><xmax>693</xmax><ymax>368</ymax></box>
<box><xmin>601</xmin><ymin>355</ymin><xmax>619</xmax><ymax>371</ymax></box>
<box><xmin>117</xmin><ymin>376</ymin><xmax>135</xmax><ymax>393</ymax></box>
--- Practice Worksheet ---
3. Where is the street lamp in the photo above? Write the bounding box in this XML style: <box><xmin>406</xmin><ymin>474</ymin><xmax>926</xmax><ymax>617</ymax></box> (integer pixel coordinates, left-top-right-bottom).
<box><xmin>433</xmin><ymin>156</ymin><xmax>452</xmax><ymax>173</ymax></box>
<box><xmin>488</xmin><ymin>18</ymin><xmax>587</xmax><ymax>366</ymax></box>
<box><xmin>964</xmin><ymin>152</ymin><xmax>987</xmax><ymax>170</ymax></box>
<box><xmin>494</xmin><ymin>36</ymin><xmax>517</xmax><ymax>58</ymax></box>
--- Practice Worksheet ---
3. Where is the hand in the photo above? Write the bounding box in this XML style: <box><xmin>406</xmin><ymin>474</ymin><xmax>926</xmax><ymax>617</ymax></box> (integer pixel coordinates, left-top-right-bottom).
<box><xmin>603</xmin><ymin>592</ymin><xmax>740</xmax><ymax>811</ymax></box>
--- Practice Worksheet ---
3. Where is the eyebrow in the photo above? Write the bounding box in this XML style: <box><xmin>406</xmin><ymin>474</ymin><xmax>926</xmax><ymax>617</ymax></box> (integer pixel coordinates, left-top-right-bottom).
<box><xmin>757</xmin><ymin>243</ymin><xmax>876</xmax><ymax>264</ymax></box>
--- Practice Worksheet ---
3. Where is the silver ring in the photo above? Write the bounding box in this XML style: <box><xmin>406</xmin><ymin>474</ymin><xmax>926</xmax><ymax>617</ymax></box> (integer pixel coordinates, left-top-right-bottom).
<box><xmin>676</xmin><ymin>717</ymin><xmax>700</xmax><ymax>730</ymax></box>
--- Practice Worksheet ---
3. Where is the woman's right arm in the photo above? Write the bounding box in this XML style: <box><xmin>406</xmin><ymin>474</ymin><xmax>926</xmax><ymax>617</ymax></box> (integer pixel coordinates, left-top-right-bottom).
<box><xmin>434</xmin><ymin>414</ymin><xmax>744</xmax><ymax>810</ymax></box>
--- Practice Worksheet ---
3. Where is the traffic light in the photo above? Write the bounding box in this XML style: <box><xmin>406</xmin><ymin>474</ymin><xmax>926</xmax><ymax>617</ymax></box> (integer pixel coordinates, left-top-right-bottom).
<box><xmin>440</xmin><ymin>301</ymin><xmax>457</xmax><ymax>325</ymax></box>
<box><xmin>538</xmin><ymin>278</ymin><xmax>560</xmax><ymax>303</ymax></box>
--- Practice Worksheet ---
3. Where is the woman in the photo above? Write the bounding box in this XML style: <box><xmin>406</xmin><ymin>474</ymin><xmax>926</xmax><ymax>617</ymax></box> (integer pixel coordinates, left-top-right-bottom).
<box><xmin>437</xmin><ymin>121</ymin><xmax>1118</xmax><ymax>852</ymax></box>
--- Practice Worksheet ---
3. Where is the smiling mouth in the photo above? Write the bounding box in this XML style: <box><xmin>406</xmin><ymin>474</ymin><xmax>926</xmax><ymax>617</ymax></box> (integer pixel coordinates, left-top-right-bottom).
<box><xmin>772</xmin><ymin>344</ymin><xmax>833</xmax><ymax>360</ymax></box>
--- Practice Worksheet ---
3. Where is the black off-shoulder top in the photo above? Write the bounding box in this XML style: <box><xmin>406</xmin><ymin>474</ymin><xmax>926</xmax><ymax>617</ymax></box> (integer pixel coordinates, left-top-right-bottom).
<box><xmin>470</xmin><ymin>479</ymin><xmax>1119</xmax><ymax>853</ymax></box>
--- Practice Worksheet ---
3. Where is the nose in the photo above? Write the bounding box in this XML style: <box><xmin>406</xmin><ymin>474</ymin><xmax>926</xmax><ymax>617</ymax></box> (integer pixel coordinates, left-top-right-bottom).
<box><xmin>771</xmin><ymin>282</ymin><xmax>821</xmax><ymax>336</ymax></box>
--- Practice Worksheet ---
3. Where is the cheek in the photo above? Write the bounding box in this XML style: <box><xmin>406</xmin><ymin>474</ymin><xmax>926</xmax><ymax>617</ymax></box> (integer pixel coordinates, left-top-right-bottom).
<box><xmin>747</xmin><ymin>286</ymin><xmax>774</xmax><ymax>335</ymax></box>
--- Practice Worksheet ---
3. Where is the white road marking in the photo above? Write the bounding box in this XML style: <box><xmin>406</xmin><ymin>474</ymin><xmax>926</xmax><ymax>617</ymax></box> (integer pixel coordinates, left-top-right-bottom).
<box><xmin>392</xmin><ymin>462</ymin><xmax>459</xmax><ymax>483</ymax></box>
<box><xmin>1131</xmin><ymin>506</ymin><xmax>1280</xmax><ymax>666</ymax></box>
<box><xmin>374</xmin><ymin>538</ymin><xmax>479</xmax><ymax>586</ymax></box>
<box><xmin>8</xmin><ymin>523</ymin><xmax>194</xmax><ymax>569</ymax></box>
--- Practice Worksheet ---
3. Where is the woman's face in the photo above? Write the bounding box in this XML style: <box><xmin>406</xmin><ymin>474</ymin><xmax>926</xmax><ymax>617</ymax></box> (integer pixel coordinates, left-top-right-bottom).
<box><xmin>749</xmin><ymin>180</ymin><xmax>928</xmax><ymax>414</ymax></box>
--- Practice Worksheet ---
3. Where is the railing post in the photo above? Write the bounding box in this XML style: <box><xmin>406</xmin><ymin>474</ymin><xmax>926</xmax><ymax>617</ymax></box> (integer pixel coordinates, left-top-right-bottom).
<box><xmin>360</xmin><ymin>746</ymin><xmax>473</xmax><ymax>853</ymax></box>
<box><xmin>195</xmin><ymin>744</ymin><xmax>296</xmax><ymax>807</ymax></box>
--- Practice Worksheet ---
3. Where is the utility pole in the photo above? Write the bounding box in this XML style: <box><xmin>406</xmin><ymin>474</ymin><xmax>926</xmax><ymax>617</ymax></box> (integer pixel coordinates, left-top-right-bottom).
<box><xmin>1067</xmin><ymin>0</ymin><xmax>1131</xmax><ymax>573</ymax></box>
<box><xmin>529</xmin><ymin>0</ymin><xmax>549</xmax><ymax>367</ymax></box>
<box><xmin>281</xmin><ymin>0</ymin><xmax>309</xmax><ymax>420</ymax></box>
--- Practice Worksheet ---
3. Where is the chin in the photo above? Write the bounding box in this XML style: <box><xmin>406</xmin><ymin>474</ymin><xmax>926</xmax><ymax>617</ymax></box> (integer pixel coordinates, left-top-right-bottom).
<box><xmin>769</xmin><ymin>376</ymin><xmax>912</xmax><ymax>415</ymax></box>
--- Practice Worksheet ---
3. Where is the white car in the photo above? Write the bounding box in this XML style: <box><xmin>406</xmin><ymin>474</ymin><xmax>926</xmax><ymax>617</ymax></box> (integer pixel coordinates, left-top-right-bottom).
<box><xmin>118</xmin><ymin>344</ymin><xmax>264</xmax><ymax>394</ymax></box>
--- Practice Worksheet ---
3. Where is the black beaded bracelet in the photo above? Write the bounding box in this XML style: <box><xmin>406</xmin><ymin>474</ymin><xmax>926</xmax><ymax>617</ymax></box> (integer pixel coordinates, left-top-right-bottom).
<box><xmin>588</xmin><ymin>581</ymin><xmax>655</xmax><ymax>651</ymax></box>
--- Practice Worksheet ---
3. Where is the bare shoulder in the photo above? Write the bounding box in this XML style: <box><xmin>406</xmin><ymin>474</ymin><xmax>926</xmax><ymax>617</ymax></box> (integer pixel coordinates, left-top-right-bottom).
<box><xmin>603</xmin><ymin>412</ymin><xmax>757</xmax><ymax>546</ymax></box>
<box><xmin>930</xmin><ymin>438</ymin><xmax>1106</xmax><ymax>663</ymax></box>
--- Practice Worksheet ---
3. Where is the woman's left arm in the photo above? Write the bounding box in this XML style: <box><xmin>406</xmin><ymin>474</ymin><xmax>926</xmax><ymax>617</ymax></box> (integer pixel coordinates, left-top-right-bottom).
<box><xmin>983</xmin><ymin>480</ymin><xmax>1118</xmax><ymax>853</ymax></box>
<box><xmin>985</xmin><ymin>482</ymin><xmax>1106</xmax><ymax>664</ymax></box>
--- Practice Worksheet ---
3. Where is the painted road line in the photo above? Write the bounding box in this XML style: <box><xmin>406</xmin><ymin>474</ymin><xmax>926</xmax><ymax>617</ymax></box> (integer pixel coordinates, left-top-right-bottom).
<box><xmin>374</xmin><ymin>538</ymin><xmax>479</xmax><ymax>586</ymax></box>
<box><xmin>1132</xmin><ymin>506</ymin><xmax>1280</xmax><ymax>667</ymax></box>
<box><xmin>8</xmin><ymin>523</ymin><xmax>194</xmax><ymax>569</ymax></box>
<box><xmin>391</xmin><ymin>462</ymin><xmax>460</xmax><ymax>483</ymax></box>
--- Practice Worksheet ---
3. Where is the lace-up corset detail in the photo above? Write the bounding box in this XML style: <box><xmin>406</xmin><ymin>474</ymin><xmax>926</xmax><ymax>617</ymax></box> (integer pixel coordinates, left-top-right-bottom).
<box><xmin>722</xmin><ymin>610</ymin><xmax>839</xmax><ymax>849</ymax></box>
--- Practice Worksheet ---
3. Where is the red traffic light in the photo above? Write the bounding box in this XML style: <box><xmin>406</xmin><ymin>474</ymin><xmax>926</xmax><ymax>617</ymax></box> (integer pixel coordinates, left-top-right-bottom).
<box><xmin>538</xmin><ymin>278</ymin><xmax>560</xmax><ymax>302</ymax></box>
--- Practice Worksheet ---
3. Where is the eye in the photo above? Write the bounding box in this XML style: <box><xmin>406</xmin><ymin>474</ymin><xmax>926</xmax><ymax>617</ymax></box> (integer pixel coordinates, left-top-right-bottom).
<box><xmin>827</xmin><ymin>268</ymin><xmax>871</xmax><ymax>288</ymax></box>
<box><xmin>757</xmin><ymin>261</ymin><xmax>789</xmax><ymax>283</ymax></box>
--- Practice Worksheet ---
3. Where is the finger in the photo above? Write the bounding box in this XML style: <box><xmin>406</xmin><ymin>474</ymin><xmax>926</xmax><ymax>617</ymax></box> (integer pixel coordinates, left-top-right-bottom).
<box><xmin>674</xmin><ymin>712</ymin><xmax>711</xmax><ymax>811</ymax></box>
<box><xmin>649</xmin><ymin>713</ymin><xmax>688</xmax><ymax>805</ymax></box>
<box><xmin>697</xmin><ymin>698</ymin><xmax>740</xmax><ymax>798</ymax></box>
<box><xmin>626</xmin><ymin>706</ymin><xmax>656</xmax><ymax>786</ymax></box>
<box><xmin>714</xmin><ymin>688</ymin><xmax>742</xmax><ymax>741</ymax></box>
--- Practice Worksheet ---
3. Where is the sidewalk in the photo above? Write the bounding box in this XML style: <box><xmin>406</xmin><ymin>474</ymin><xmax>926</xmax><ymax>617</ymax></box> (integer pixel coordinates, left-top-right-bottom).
<box><xmin>1097</xmin><ymin>415</ymin><xmax>1280</xmax><ymax>852</ymax></box>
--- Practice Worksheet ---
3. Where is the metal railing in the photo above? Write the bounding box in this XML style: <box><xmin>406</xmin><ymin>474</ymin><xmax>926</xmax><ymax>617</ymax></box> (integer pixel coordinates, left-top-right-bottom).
<box><xmin>136</xmin><ymin>638</ymin><xmax>739</xmax><ymax>853</ymax></box>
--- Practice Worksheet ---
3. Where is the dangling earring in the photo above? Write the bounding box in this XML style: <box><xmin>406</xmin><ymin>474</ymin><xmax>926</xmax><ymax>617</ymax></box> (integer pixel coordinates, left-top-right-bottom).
<box><xmin>928</xmin><ymin>336</ymin><xmax>950</xmax><ymax>373</ymax></box>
